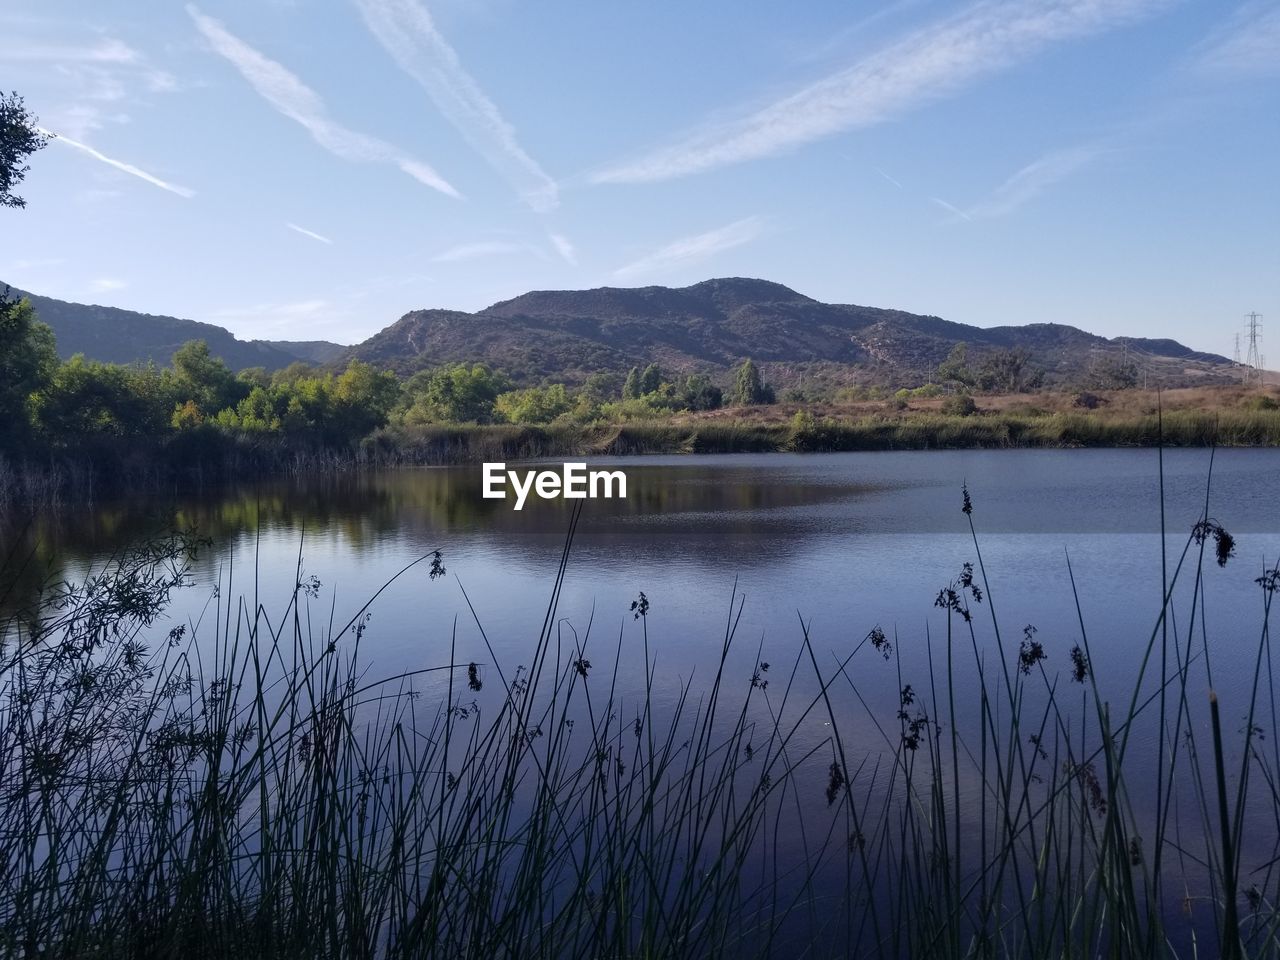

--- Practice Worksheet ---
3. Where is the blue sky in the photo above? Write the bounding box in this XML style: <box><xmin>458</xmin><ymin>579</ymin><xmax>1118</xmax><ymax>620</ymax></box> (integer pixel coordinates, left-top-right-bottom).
<box><xmin>1</xmin><ymin>0</ymin><xmax>1276</xmax><ymax>355</ymax></box>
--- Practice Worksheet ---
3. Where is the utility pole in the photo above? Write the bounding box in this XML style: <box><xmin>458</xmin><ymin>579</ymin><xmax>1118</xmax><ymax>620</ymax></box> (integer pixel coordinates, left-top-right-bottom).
<box><xmin>1244</xmin><ymin>312</ymin><xmax>1263</xmax><ymax>385</ymax></box>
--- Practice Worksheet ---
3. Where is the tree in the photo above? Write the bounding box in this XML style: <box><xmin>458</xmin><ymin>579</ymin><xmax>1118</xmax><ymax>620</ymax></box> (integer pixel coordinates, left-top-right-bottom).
<box><xmin>680</xmin><ymin>374</ymin><xmax>722</xmax><ymax>411</ymax></box>
<box><xmin>639</xmin><ymin>363</ymin><xmax>662</xmax><ymax>396</ymax></box>
<box><xmin>731</xmin><ymin>359</ymin><xmax>773</xmax><ymax>406</ymax></box>
<box><xmin>976</xmin><ymin>348</ymin><xmax>1042</xmax><ymax>393</ymax></box>
<box><xmin>332</xmin><ymin>361</ymin><xmax>399</xmax><ymax>439</ymax></box>
<box><xmin>937</xmin><ymin>343</ymin><xmax>975</xmax><ymax>387</ymax></box>
<box><xmin>31</xmin><ymin>355</ymin><xmax>162</xmax><ymax>440</ymax></box>
<box><xmin>622</xmin><ymin>367</ymin><xmax>641</xmax><ymax>400</ymax></box>
<box><xmin>401</xmin><ymin>364</ymin><xmax>505</xmax><ymax>424</ymax></box>
<box><xmin>0</xmin><ymin>289</ymin><xmax>57</xmax><ymax>446</ymax></box>
<box><xmin>1</xmin><ymin>92</ymin><xmax>50</xmax><ymax>209</ymax></box>
<box><xmin>495</xmin><ymin>384</ymin><xmax>573</xmax><ymax>424</ymax></box>
<box><xmin>172</xmin><ymin>340</ymin><xmax>244</xmax><ymax>414</ymax></box>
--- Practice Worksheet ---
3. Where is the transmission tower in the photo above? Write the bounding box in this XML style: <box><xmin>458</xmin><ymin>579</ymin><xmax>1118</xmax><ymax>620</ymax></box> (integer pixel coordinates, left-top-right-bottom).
<box><xmin>1244</xmin><ymin>317</ymin><xmax>1264</xmax><ymax>389</ymax></box>
<box><xmin>1245</xmin><ymin>312</ymin><xmax>1263</xmax><ymax>384</ymax></box>
<box><xmin>1234</xmin><ymin>332</ymin><xmax>1241</xmax><ymax>366</ymax></box>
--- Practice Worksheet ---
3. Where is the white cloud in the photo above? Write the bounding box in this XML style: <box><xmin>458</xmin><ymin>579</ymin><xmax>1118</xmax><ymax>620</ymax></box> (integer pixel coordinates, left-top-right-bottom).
<box><xmin>0</xmin><ymin>39</ymin><xmax>139</xmax><ymax>63</ymax></box>
<box><xmin>1196</xmin><ymin>3</ymin><xmax>1280</xmax><ymax>78</ymax></box>
<box><xmin>930</xmin><ymin>197</ymin><xmax>973</xmax><ymax>221</ymax></box>
<box><xmin>354</xmin><ymin>0</ymin><xmax>558</xmax><ymax>211</ymax></box>
<box><xmin>966</xmin><ymin>145</ymin><xmax>1103</xmax><ymax>218</ymax></box>
<box><xmin>432</xmin><ymin>240</ymin><xmax>530</xmax><ymax>263</ymax></box>
<box><xmin>287</xmin><ymin>223</ymin><xmax>334</xmax><ymax>244</ymax></box>
<box><xmin>874</xmin><ymin>166</ymin><xmax>904</xmax><ymax>189</ymax></box>
<box><xmin>146</xmin><ymin>71</ymin><xmax>181</xmax><ymax>93</ymax></box>
<box><xmin>42</xmin><ymin>129</ymin><xmax>196</xmax><ymax>198</ymax></box>
<box><xmin>5</xmin><ymin>257</ymin><xmax>65</xmax><ymax>273</ymax></box>
<box><xmin>548</xmin><ymin>232</ymin><xmax>577</xmax><ymax>266</ymax></box>
<box><xmin>211</xmin><ymin>299</ymin><xmax>330</xmax><ymax>320</ymax></box>
<box><xmin>593</xmin><ymin>0</ymin><xmax>1169</xmax><ymax>184</ymax></box>
<box><xmin>90</xmin><ymin>278</ymin><xmax>128</xmax><ymax>293</ymax></box>
<box><xmin>613</xmin><ymin>217</ymin><xmax>764</xmax><ymax>280</ymax></box>
<box><xmin>2</xmin><ymin>31</ymin><xmax>178</xmax><ymax>140</ymax></box>
<box><xmin>206</xmin><ymin>299</ymin><xmax>334</xmax><ymax>335</ymax></box>
<box><xmin>187</xmin><ymin>5</ymin><xmax>460</xmax><ymax>199</ymax></box>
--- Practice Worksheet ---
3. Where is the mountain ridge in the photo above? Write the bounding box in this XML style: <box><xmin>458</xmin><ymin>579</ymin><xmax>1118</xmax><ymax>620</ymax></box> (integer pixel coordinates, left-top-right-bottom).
<box><xmin>344</xmin><ymin>277</ymin><xmax>1234</xmax><ymax>388</ymax></box>
<box><xmin>6</xmin><ymin>285</ymin><xmax>342</xmax><ymax>373</ymax></box>
<box><xmin>8</xmin><ymin>278</ymin><xmax>1235</xmax><ymax>388</ymax></box>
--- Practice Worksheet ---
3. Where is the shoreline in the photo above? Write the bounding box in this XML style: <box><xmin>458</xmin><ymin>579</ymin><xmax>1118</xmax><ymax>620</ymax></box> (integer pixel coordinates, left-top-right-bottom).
<box><xmin>3</xmin><ymin>404</ymin><xmax>1280</xmax><ymax>510</ymax></box>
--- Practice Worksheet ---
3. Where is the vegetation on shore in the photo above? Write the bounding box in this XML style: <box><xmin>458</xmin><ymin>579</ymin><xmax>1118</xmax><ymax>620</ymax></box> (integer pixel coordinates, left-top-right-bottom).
<box><xmin>2</xmin><ymin>478</ymin><xmax>1279</xmax><ymax>957</ymax></box>
<box><xmin>3</xmin><ymin>285</ymin><xmax>1279</xmax><ymax>507</ymax></box>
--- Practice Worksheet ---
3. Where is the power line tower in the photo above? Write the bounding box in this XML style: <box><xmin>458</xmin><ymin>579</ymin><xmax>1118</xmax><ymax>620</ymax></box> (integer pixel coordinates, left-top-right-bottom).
<box><xmin>1234</xmin><ymin>332</ymin><xmax>1241</xmax><ymax>366</ymax></box>
<box><xmin>1245</xmin><ymin>312</ymin><xmax>1263</xmax><ymax>384</ymax></box>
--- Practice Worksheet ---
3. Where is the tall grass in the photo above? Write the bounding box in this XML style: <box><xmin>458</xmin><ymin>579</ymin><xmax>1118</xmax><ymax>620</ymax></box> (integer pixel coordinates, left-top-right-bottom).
<box><xmin>2</xmin><ymin>469</ymin><xmax>1280</xmax><ymax>957</ymax></box>
<box><xmin>7</xmin><ymin>406</ymin><xmax>1280</xmax><ymax>509</ymax></box>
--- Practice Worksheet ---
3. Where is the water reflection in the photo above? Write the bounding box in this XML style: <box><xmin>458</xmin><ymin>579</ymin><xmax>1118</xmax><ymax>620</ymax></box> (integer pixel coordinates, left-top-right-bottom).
<box><xmin>4</xmin><ymin>450</ymin><xmax>1280</xmax><ymax>951</ymax></box>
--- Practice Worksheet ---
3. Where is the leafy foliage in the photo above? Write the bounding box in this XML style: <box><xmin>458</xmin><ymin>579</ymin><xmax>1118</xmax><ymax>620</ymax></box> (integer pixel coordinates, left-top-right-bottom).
<box><xmin>0</xmin><ymin>92</ymin><xmax>49</xmax><ymax>209</ymax></box>
<box><xmin>0</xmin><ymin>289</ymin><xmax>56</xmax><ymax>444</ymax></box>
<box><xmin>731</xmin><ymin>359</ymin><xmax>775</xmax><ymax>406</ymax></box>
<box><xmin>399</xmin><ymin>364</ymin><xmax>508</xmax><ymax>424</ymax></box>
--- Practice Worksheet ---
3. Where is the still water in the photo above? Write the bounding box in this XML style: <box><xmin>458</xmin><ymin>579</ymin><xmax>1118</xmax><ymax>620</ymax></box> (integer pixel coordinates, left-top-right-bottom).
<box><xmin>5</xmin><ymin>448</ymin><xmax>1280</xmax><ymax>945</ymax></box>
<box><xmin>9</xmin><ymin>449</ymin><xmax>1279</xmax><ymax>690</ymax></box>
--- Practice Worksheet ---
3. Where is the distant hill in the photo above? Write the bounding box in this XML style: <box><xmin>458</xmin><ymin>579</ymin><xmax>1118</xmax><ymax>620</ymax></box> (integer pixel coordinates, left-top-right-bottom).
<box><xmin>7</xmin><ymin>285</ymin><xmax>342</xmax><ymax>373</ymax></box>
<box><xmin>9</xmin><ymin>279</ymin><xmax>1236</xmax><ymax>389</ymax></box>
<box><xmin>343</xmin><ymin>277</ymin><xmax>1236</xmax><ymax>388</ymax></box>
<box><xmin>259</xmin><ymin>339</ymin><xmax>348</xmax><ymax>365</ymax></box>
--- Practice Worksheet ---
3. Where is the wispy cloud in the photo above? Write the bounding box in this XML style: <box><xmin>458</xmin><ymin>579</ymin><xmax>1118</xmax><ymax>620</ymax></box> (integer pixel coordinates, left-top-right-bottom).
<box><xmin>206</xmin><ymin>299</ymin><xmax>334</xmax><ymax>336</ymax></box>
<box><xmin>42</xmin><ymin>129</ymin><xmax>196</xmax><ymax>198</ymax></box>
<box><xmin>5</xmin><ymin>257</ymin><xmax>65</xmax><ymax>273</ymax></box>
<box><xmin>1196</xmin><ymin>2</ymin><xmax>1280</xmax><ymax>78</ymax></box>
<box><xmin>90</xmin><ymin>278</ymin><xmax>128</xmax><ymax>293</ymax></box>
<box><xmin>594</xmin><ymin>0</ymin><xmax>1169</xmax><ymax>184</ymax></box>
<box><xmin>930</xmin><ymin>197</ymin><xmax>972</xmax><ymax>221</ymax></box>
<box><xmin>0</xmin><ymin>39</ymin><xmax>139</xmax><ymax>63</ymax></box>
<box><xmin>187</xmin><ymin>5</ymin><xmax>460</xmax><ymax>198</ymax></box>
<box><xmin>354</xmin><ymin>0</ymin><xmax>558</xmax><ymax>211</ymax></box>
<box><xmin>548</xmin><ymin>232</ymin><xmax>577</xmax><ymax>266</ymax></box>
<box><xmin>1</xmin><ymin>29</ymin><xmax>178</xmax><ymax>139</ymax></box>
<box><xmin>874</xmin><ymin>166</ymin><xmax>904</xmax><ymax>189</ymax></box>
<box><xmin>287</xmin><ymin>223</ymin><xmax>334</xmax><ymax>244</ymax></box>
<box><xmin>431</xmin><ymin>240</ymin><xmax>532</xmax><ymax>263</ymax></box>
<box><xmin>966</xmin><ymin>145</ymin><xmax>1103</xmax><ymax>219</ymax></box>
<box><xmin>613</xmin><ymin>217</ymin><xmax>763</xmax><ymax>280</ymax></box>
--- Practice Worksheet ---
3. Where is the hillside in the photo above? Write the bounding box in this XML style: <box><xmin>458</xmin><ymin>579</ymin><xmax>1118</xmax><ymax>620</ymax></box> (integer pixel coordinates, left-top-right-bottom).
<box><xmin>7</xmin><ymin>286</ymin><xmax>341</xmax><ymax>373</ymax></box>
<box><xmin>344</xmin><ymin>278</ymin><xmax>1236</xmax><ymax>388</ymax></box>
<box><xmin>8</xmin><ymin>278</ymin><xmax>1237</xmax><ymax>388</ymax></box>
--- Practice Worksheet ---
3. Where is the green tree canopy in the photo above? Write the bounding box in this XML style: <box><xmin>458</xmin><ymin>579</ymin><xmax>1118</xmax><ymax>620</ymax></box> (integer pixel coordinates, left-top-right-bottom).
<box><xmin>731</xmin><ymin>359</ymin><xmax>773</xmax><ymax>406</ymax></box>
<box><xmin>172</xmin><ymin>340</ymin><xmax>245</xmax><ymax>414</ymax></box>
<box><xmin>400</xmin><ymin>364</ymin><xmax>507</xmax><ymax>424</ymax></box>
<box><xmin>639</xmin><ymin>363</ymin><xmax>662</xmax><ymax>396</ymax></box>
<box><xmin>0</xmin><ymin>291</ymin><xmax>57</xmax><ymax>446</ymax></box>
<box><xmin>0</xmin><ymin>92</ymin><xmax>49</xmax><ymax>209</ymax></box>
<box><xmin>937</xmin><ymin>343</ymin><xmax>975</xmax><ymax>386</ymax></box>
<box><xmin>680</xmin><ymin>374</ymin><xmax>722</xmax><ymax>411</ymax></box>
<box><xmin>494</xmin><ymin>383</ymin><xmax>573</xmax><ymax>424</ymax></box>
<box><xmin>32</xmin><ymin>356</ymin><xmax>172</xmax><ymax>441</ymax></box>
<box><xmin>622</xmin><ymin>367</ymin><xmax>641</xmax><ymax>400</ymax></box>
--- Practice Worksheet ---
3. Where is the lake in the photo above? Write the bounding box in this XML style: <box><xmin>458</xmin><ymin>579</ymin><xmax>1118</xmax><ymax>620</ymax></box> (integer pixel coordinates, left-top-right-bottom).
<box><xmin>5</xmin><ymin>448</ymin><xmax>1280</xmax><ymax>952</ymax></box>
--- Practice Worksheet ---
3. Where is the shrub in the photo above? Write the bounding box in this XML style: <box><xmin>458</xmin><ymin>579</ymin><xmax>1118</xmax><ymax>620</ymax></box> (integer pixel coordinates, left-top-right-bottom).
<box><xmin>941</xmin><ymin>394</ymin><xmax>977</xmax><ymax>417</ymax></box>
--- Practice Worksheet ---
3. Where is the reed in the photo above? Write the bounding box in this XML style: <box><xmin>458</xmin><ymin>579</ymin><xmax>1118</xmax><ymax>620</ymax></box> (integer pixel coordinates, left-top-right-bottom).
<box><xmin>2</xmin><ymin>462</ymin><xmax>1279</xmax><ymax>957</ymax></box>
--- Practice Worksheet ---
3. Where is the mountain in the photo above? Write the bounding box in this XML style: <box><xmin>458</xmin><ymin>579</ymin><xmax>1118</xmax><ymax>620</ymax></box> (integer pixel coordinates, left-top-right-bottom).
<box><xmin>8</xmin><ymin>285</ymin><xmax>342</xmax><ymax>373</ymax></box>
<box><xmin>10</xmin><ymin>278</ymin><xmax>1236</xmax><ymax>389</ymax></box>
<box><xmin>343</xmin><ymin>278</ymin><xmax>1235</xmax><ymax>388</ymax></box>
<box><xmin>259</xmin><ymin>339</ymin><xmax>348</xmax><ymax>365</ymax></box>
